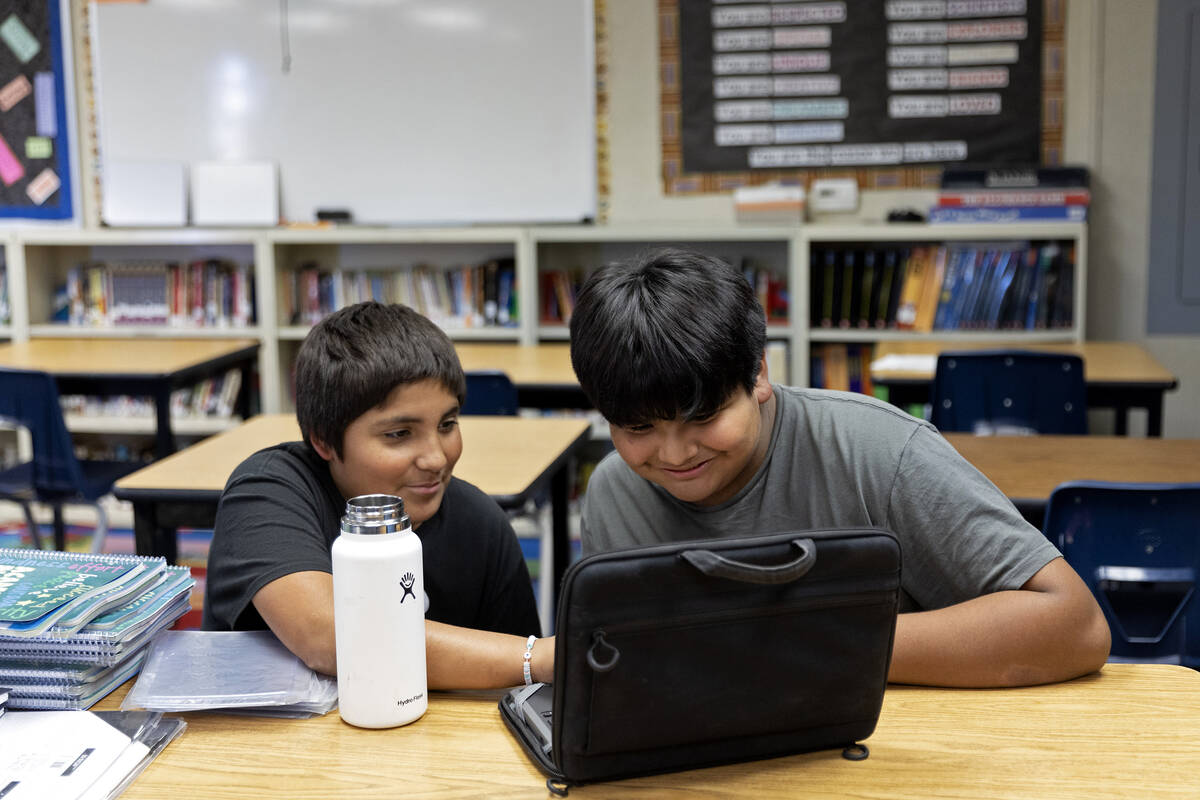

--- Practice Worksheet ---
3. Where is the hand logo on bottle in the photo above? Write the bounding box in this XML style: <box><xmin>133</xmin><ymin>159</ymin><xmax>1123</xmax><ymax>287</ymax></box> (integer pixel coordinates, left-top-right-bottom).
<box><xmin>399</xmin><ymin>572</ymin><xmax>417</xmax><ymax>603</ymax></box>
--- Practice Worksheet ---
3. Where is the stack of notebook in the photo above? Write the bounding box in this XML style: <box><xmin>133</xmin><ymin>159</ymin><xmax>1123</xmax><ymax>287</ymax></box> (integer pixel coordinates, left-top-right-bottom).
<box><xmin>0</xmin><ymin>548</ymin><xmax>194</xmax><ymax>709</ymax></box>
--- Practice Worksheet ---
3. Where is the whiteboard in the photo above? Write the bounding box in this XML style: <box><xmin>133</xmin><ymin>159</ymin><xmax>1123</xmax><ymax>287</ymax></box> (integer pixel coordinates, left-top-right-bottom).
<box><xmin>90</xmin><ymin>0</ymin><xmax>595</xmax><ymax>226</ymax></box>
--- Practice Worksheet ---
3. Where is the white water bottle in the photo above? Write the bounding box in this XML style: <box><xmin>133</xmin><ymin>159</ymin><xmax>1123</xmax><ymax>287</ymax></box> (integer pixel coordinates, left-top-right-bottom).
<box><xmin>332</xmin><ymin>493</ymin><xmax>427</xmax><ymax>728</ymax></box>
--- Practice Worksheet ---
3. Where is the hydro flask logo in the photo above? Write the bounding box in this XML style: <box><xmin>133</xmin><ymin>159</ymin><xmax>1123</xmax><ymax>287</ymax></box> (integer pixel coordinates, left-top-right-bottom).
<box><xmin>399</xmin><ymin>572</ymin><xmax>417</xmax><ymax>603</ymax></box>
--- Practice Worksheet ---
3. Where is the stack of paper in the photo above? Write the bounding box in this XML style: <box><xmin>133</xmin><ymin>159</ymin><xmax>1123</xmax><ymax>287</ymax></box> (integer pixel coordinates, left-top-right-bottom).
<box><xmin>0</xmin><ymin>707</ymin><xmax>185</xmax><ymax>799</ymax></box>
<box><xmin>0</xmin><ymin>549</ymin><xmax>193</xmax><ymax>710</ymax></box>
<box><xmin>123</xmin><ymin>630</ymin><xmax>338</xmax><ymax>718</ymax></box>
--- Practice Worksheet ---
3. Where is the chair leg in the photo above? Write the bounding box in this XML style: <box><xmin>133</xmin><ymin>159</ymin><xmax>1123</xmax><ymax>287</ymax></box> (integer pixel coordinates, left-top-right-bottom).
<box><xmin>20</xmin><ymin>500</ymin><xmax>43</xmax><ymax>550</ymax></box>
<box><xmin>52</xmin><ymin>503</ymin><xmax>67</xmax><ymax>551</ymax></box>
<box><xmin>90</xmin><ymin>502</ymin><xmax>109</xmax><ymax>554</ymax></box>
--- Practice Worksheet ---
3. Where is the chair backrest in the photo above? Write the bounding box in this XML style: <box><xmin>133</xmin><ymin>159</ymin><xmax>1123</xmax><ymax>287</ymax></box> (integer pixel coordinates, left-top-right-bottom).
<box><xmin>930</xmin><ymin>350</ymin><xmax>1087</xmax><ymax>434</ymax></box>
<box><xmin>462</xmin><ymin>370</ymin><xmax>519</xmax><ymax>416</ymax></box>
<box><xmin>1044</xmin><ymin>481</ymin><xmax>1200</xmax><ymax>666</ymax></box>
<box><xmin>0</xmin><ymin>367</ymin><xmax>88</xmax><ymax>497</ymax></box>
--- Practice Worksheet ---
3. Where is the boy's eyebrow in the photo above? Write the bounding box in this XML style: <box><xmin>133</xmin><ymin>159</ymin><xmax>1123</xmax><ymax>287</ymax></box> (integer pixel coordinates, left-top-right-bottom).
<box><xmin>371</xmin><ymin>405</ymin><xmax>460</xmax><ymax>428</ymax></box>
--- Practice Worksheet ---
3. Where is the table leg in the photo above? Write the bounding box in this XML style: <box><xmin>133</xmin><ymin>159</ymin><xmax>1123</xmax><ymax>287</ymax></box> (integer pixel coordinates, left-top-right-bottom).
<box><xmin>52</xmin><ymin>504</ymin><xmax>66</xmax><ymax>551</ymax></box>
<box><xmin>133</xmin><ymin>502</ymin><xmax>177</xmax><ymax>563</ymax></box>
<box><xmin>152</xmin><ymin>386</ymin><xmax>175</xmax><ymax>459</ymax></box>
<box><xmin>551</xmin><ymin>464</ymin><xmax>570</xmax><ymax>618</ymax></box>
<box><xmin>1148</xmin><ymin>394</ymin><xmax>1165</xmax><ymax>437</ymax></box>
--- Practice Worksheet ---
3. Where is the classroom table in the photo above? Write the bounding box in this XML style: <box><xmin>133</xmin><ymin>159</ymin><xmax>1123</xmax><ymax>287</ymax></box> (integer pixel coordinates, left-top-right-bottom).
<box><xmin>870</xmin><ymin>340</ymin><xmax>1179</xmax><ymax>436</ymax></box>
<box><xmin>454</xmin><ymin>342</ymin><xmax>586</xmax><ymax>408</ymax></box>
<box><xmin>112</xmin><ymin>413</ymin><xmax>591</xmax><ymax>595</ymax></box>
<box><xmin>944</xmin><ymin>433</ymin><xmax>1200</xmax><ymax>527</ymax></box>
<box><xmin>97</xmin><ymin>663</ymin><xmax>1200</xmax><ymax>799</ymax></box>
<box><xmin>0</xmin><ymin>337</ymin><xmax>260</xmax><ymax>458</ymax></box>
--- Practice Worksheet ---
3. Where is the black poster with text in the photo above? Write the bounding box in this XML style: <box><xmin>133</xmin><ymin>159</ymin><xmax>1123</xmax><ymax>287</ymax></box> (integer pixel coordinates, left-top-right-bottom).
<box><xmin>679</xmin><ymin>0</ymin><xmax>1043</xmax><ymax>173</ymax></box>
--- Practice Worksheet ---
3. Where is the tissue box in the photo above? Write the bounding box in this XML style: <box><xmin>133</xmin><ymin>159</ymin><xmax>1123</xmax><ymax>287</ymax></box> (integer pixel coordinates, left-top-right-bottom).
<box><xmin>733</xmin><ymin>184</ymin><xmax>805</xmax><ymax>225</ymax></box>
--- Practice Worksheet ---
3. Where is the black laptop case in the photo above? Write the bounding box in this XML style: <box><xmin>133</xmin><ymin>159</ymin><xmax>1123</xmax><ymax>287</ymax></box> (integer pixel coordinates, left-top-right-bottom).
<box><xmin>499</xmin><ymin>528</ymin><xmax>901</xmax><ymax>789</ymax></box>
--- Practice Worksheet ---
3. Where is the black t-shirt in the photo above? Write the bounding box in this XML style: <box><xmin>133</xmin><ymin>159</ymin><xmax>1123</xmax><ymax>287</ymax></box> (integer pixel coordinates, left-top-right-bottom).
<box><xmin>202</xmin><ymin>441</ymin><xmax>540</xmax><ymax>637</ymax></box>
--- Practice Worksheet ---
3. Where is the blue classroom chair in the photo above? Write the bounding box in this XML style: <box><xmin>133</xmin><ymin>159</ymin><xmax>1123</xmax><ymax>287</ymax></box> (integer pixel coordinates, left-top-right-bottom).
<box><xmin>1044</xmin><ymin>481</ymin><xmax>1200</xmax><ymax>667</ymax></box>
<box><xmin>931</xmin><ymin>350</ymin><xmax>1087</xmax><ymax>435</ymax></box>
<box><xmin>0</xmin><ymin>368</ymin><xmax>142</xmax><ymax>552</ymax></box>
<box><xmin>462</xmin><ymin>370</ymin><xmax>519</xmax><ymax>416</ymax></box>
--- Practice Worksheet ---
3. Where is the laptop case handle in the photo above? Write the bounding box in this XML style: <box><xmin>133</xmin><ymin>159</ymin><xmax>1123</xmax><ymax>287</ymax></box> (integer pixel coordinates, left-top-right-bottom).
<box><xmin>679</xmin><ymin>538</ymin><xmax>816</xmax><ymax>585</ymax></box>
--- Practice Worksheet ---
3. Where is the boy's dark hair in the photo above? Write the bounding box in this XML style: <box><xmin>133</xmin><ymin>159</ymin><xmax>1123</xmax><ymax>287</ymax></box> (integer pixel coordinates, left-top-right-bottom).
<box><xmin>295</xmin><ymin>302</ymin><xmax>465</xmax><ymax>458</ymax></box>
<box><xmin>569</xmin><ymin>248</ymin><xmax>766</xmax><ymax>427</ymax></box>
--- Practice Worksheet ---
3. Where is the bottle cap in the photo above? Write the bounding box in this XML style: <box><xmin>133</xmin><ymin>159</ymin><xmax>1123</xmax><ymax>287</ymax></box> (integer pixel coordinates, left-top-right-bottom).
<box><xmin>341</xmin><ymin>494</ymin><xmax>411</xmax><ymax>534</ymax></box>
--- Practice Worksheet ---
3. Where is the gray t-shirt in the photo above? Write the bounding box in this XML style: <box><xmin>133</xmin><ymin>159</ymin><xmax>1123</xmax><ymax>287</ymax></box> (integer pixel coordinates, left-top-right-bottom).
<box><xmin>581</xmin><ymin>385</ymin><xmax>1060</xmax><ymax>613</ymax></box>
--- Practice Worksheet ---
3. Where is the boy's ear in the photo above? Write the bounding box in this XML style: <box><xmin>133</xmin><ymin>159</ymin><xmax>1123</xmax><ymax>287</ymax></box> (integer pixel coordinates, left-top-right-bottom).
<box><xmin>311</xmin><ymin>436</ymin><xmax>338</xmax><ymax>463</ymax></box>
<box><xmin>753</xmin><ymin>353</ymin><xmax>772</xmax><ymax>403</ymax></box>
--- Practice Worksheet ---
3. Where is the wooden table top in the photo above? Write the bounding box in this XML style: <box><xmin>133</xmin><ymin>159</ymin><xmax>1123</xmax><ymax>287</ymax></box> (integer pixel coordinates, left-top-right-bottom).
<box><xmin>0</xmin><ymin>337</ymin><xmax>260</xmax><ymax>376</ymax></box>
<box><xmin>454</xmin><ymin>342</ymin><xmax>577</xmax><ymax>387</ymax></box>
<box><xmin>871</xmin><ymin>340</ymin><xmax>1178</xmax><ymax>385</ymax></box>
<box><xmin>114</xmin><ymin>413</ymin><xmax>591</xmax><ymax>499</ymax></box>
<box><xmin>98</xmin><ymin>663</ymin><xmax>1200</xmax><ymax>799</ymax></box>
<box><xmin>945</xmin><ymin>434</ymin><xmax>1200</xmax><ymax>501</ymax></box>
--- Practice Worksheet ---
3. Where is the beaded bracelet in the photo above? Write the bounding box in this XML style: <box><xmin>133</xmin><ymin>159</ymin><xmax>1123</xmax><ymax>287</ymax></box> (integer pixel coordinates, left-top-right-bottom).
<box><xmin>523</xmin><ymin>634</ymin><xmax>538</xmax><ymax>685</ymax></box>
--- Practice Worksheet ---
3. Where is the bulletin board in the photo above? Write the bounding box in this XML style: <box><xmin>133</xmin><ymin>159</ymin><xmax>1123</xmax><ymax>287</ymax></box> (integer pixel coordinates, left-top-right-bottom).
<box><xmin>0</xmin><ymin>0</ymin><xmax>74</xmax><ymax>220</ymax></box>
<box><xmin>660</xmin><ymin>0</ymin><xmax>1066</xmax><ymax>194</ymax></box>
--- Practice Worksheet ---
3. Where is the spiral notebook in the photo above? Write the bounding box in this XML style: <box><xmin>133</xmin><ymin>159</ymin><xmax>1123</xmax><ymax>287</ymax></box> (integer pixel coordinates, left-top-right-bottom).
<box><xmin>0</xmin><ymin>549</ymin><xmax>168</xmax><ymax>638</ymax></box>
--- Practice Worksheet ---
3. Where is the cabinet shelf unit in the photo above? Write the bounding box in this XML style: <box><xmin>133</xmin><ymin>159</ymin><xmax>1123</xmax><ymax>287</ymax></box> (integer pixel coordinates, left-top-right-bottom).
<box><xmin>1</xmin><ymin>221</ymin><xmax>1086</xmax><ymax>422</ymax></box>
<box><xmin>798</xmin><ymin>222</ymin><xmax>1086</xmax><ymax>392</ymax></box>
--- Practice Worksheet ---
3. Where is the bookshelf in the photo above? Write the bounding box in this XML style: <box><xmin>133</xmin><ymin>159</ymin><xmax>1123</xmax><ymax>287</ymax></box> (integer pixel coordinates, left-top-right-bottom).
<box><xmin>0</xmin><ymin>222</ymin><xmax>1087</xmax><ymax>417</ymax></box>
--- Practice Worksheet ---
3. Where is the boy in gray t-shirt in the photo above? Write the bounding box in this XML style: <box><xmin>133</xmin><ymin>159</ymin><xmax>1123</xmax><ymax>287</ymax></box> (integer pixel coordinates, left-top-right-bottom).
<box><xmin>569</xmin><ymin>248</ymin><xmax>1109</xmax><ymax>688</ymax></box>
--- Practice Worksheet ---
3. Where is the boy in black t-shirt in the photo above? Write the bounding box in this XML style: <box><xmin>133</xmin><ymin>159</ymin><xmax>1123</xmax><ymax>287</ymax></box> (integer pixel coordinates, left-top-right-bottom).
<box><xmin>204</xmin><ymin>302</ymin><xmax>552</xmax><ymax>688</ymax></box>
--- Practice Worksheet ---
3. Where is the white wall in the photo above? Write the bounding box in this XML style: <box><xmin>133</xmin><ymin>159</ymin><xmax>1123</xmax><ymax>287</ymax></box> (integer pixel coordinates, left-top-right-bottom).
<box><xmin>602</xmin><ymin>0</ymin><xmax>1199</xmax><ymax>437</ymax></box>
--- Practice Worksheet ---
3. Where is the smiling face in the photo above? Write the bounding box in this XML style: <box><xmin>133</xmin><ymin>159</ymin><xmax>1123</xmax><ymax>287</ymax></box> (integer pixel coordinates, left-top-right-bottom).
<box><xmin>312</xmin><ymin>378</ymin><xmax>462</xmax><ymax>528</ymax></box>
<box><xmin>608</xmin><ymin>368</ymin><xmax>775</xmax><ymax>507</ymax></box>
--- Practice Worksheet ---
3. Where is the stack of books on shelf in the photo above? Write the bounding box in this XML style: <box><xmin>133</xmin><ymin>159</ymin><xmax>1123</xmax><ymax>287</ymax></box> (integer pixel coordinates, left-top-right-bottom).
<box><xmin>60</xmin><ymin>368</ymin><xmax>245</xmax><ymax>426</ymax></box>
<box><xmin>811</xmin><ymin>242</ymin><xmax>1073</xmax><ymax>332</ymax></box>
<box><xmin>0</xmin><ymin>549</ymin><xmax>193</xmax><ymax>710</ymax></box>
<box><xmin>743</xmin><ymin>259</ymin><xmax>789</xmax><ymax>325</ymax></box>
<box><xmin>809</xmin><ymin>343</ymin><xmax>876</xmax><ymax>395</ymax></box>
<box><xmin>539</xmin><ymin>267</ymin><xmax>582</xmax><ymax>324</ymax></box>
<box><xmin>286</xmin><ymin>258</ymin><xmax>518</xmax><ymax>329</ymax></box>
<box><xmin>929</xmin><ymin>165</ymin><xmax>1090</xmax><ymax>224</ymax></box>
<box><xmin>541</xmin><ymin>258</ymin><xmax>788</xmax><ymax>326</ymax></box>
<box><xmin>56</xmin><ymin>259</ymin><xmax>255</xmax><ymax>329</ymax></box>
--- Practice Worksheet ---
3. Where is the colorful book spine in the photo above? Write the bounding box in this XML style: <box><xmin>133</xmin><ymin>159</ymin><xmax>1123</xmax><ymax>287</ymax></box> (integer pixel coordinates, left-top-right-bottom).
<box><xmin>936</xmin><ymin>190</ymin><xmax>1090</xmax><ymax>207</ymax></box>
<box><xmin>928</xmin><ymin>206</ymin><xmax>1088</xmax><ymax>224</ymax></box>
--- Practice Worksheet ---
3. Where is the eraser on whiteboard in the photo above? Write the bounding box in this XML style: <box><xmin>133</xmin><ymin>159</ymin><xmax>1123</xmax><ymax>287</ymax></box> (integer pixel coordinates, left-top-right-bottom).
<box><xmin>102</xmin><ymin>160</ymin><xmax>187</xmax><ymax>226</ymax></box>
<box><xmin>190</xmin><ymin>161</ymin><xmax>278</xmax><ymax>226</ymax></box>
<box><xmin>316</xmin><ymin>208</ymin><xmax>353</xmax><ymax>223</ymax></box>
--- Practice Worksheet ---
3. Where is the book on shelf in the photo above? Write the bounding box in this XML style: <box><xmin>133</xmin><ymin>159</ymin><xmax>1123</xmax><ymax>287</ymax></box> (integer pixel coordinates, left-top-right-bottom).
<box><xmin>939</xmin><ymin>165</ymin><xmax>1090</xmax><ymax>190</ymax></box>
<box><xmin>935</xmin><ymin>189</ymin><xmax>1091</xmax><ymax>207</ymax></box>
<box><xmin>894</xmin><ymin>246</ymin><xmax>932</xmax><ymax>330</ymax></box>
<box><xmin>928</xmin><ymin>206</ymin><xmax>1088</xmax><ymax>224</ymax></box>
